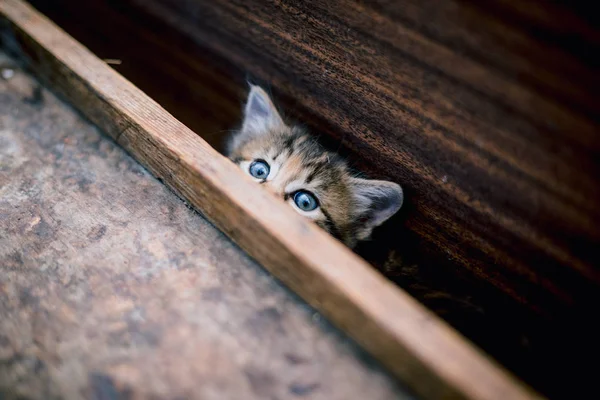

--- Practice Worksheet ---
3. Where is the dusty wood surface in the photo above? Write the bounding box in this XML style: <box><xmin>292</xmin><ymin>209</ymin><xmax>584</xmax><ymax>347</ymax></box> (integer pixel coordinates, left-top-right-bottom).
<box><xmin>0</xmin><ymin>50</ymin><xmax>412</xmax><ymax>400</ymax></box>
<box><xmin>0</xmin><ymin>2</ymin><xmax>541</xmax><ymax>400</ymax></box>
<box><xmin>20</xmin><ymin>1</ymin><xmax>600</xmax><ymax>398</ymax></box>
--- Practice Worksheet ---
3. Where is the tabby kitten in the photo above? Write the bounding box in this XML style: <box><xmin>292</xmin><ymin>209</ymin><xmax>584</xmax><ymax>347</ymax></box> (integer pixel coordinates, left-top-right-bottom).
<box><xmin>226</xmin><ymin>85</ymin><xmax>403</xmax><ymax>248</ymax></box>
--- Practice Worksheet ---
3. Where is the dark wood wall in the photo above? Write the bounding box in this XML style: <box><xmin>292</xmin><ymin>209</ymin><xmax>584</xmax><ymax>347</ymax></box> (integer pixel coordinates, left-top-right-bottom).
<box><xmin>134</xmin><ymin>0</ymin><xmax>600</xmax><ymax>318</ymax></box>
<box><xmin>23</xmin><ymin>0</ymin><xmax>600</xmax><ymax>398</ymax></box>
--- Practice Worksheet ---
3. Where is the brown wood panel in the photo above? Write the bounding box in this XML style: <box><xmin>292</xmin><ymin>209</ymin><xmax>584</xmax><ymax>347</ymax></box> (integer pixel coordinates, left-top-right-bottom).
<box><xmin>157</xmin><ymin>0</ymin><xmax>600</xmax><ymax>308</ymax></box>
<box><xmin>132</xmin><ymin>0</ymin><xmax>600</xmax><ymax>313</ymax></box>
<box><xmin>0</xmin><ymin>1</ymin><xmax>540</xmax><ymax>399</ymax></box>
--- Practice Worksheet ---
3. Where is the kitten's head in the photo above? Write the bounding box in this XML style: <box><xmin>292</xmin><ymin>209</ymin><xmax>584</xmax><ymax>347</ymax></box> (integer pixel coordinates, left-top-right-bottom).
<box><xmin>226</xmin><ymin>85</ymin><xmax>403</xmax><ymax>248</ymax></box>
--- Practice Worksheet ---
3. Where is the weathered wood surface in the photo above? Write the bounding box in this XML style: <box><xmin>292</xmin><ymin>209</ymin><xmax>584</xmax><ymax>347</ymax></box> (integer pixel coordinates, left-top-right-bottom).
<box><xmin>0</xmin><ymin>50</ymin><xmax>411</xmax><ymax>400</ymax></box>
<box><xmin>0</xmin><ymin>2</ymin><xmax>540</xmax><ymax>400</ymax></box>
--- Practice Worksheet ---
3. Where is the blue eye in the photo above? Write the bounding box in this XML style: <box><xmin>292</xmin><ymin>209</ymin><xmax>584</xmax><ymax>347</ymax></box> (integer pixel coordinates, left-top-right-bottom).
<box><xmin>293</xmin><ymin>190</ymin><xmax>319</xmax><ymax>211</ymax></box>
<box><xmin>249</xmin><ymin>160</ymin><xmax>270</xmax><ymax>179</ymax></box>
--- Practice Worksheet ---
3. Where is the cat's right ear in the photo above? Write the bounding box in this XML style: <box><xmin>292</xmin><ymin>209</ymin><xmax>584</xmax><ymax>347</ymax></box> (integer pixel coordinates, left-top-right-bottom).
<box><xmin>241</xmin><ymin>85</ymin><xmax>285</xmax><ymax>134</ymax></box>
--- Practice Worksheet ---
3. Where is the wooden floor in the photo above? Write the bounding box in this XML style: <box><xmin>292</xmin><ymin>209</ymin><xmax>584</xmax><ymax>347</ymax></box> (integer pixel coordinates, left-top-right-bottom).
<box><xmin>0</xmin><ymin>51</ymin><xmax>412</xmax><ymax>400</ymax></box>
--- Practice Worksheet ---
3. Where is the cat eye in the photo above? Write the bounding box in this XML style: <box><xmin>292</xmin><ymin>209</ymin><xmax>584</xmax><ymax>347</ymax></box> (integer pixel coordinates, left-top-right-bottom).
<box><xmin>293</xmin><ymin>190</ymin><xmax>319</xmax><ymax>212</ymax></box>
<box><xmin>249</xmin><ymin>159</ymin><xmax>270</xmax><ymax>179</ymax></box>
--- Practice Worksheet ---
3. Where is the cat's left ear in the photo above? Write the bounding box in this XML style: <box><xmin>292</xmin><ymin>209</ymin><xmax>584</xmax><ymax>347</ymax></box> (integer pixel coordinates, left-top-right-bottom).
<box><xmin>350</xmin><ymin>178</ymin><xmax>403</xmax><ymax>240</ymax></box>
<box><xmin>241</xmin><ymin>85</ymin><xmax>285</xmax><ymax>134</ymax></box>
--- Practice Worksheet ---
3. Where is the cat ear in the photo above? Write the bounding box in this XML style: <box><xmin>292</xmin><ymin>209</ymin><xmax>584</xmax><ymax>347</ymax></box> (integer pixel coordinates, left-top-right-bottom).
<box><xmin>349</xmin><ymin>178</ymin><xmax>403</xmax><ymax>240</ymax></box>
<box><xmin>242</xmin><ymin>85</ymin><xmax>285</xmax><ymax>134</ymax></box>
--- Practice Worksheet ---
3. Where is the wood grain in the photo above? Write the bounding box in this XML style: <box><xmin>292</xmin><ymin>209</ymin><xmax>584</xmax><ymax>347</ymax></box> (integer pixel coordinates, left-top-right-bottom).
<box><xmin>124</xmin><ymin>0</ymin><xmax>600</xmax><ymax>318</ymax></box>
<box><xmin>0</xmin><ymin>1</ymin><xmax>542</xmax><ymax>399</ymax></box>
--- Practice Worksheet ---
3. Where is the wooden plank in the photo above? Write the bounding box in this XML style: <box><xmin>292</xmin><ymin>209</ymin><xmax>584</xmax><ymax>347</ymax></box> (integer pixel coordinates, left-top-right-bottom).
<box><xmin>0</xmin><ymin>1</ymin><xmax>541</xmax><ymax>399</ymax></box>
<box><xmin>0</xmin><ymin>49</ymin><xmax>410</xmax><ymax>400</ymax></box>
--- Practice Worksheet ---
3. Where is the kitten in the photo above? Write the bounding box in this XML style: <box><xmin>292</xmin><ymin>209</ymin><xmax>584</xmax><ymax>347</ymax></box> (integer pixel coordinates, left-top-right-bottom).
<box><xmin>226</xmin><ymin>85</ymin><xmax>403</xmax><ymax>248</ymax></box>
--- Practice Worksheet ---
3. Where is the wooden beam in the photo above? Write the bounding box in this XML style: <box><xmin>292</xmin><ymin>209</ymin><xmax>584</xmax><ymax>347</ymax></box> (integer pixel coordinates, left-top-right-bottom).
<box><xmin>0</xmin><ymin>1</ymin><xmax>542</xmax><ymax>399</ymax></box>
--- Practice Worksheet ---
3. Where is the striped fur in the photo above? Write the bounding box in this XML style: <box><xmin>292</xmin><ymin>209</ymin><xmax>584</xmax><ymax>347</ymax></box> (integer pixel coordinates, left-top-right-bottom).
<box><xmin>226</xmin><ymin>85</ymin><xmax>403</xmax><ymax>248</ymax></box>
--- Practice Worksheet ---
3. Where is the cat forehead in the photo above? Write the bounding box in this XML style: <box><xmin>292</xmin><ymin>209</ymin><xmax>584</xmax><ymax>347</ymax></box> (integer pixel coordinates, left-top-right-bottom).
<box><xmin>271</xmin><ymin>134</ymin><xmax>346</xmax><ymax>176</ymax></box>
<box><xmin>238</xmin><ymin>129</ymin><xmax>334</xmax><ymax>161</ymax></box>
